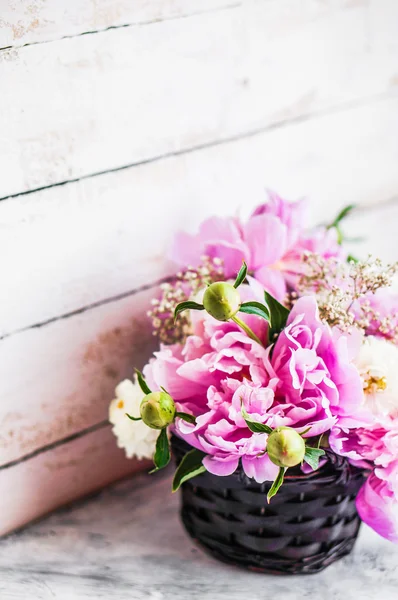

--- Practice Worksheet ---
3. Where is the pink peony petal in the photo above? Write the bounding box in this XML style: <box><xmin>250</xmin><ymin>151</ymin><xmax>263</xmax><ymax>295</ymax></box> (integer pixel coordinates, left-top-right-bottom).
<box><xmin>356</xmin><ymin>474</ymin><xmax>398</xmax><ymax>543</ymax></box>
<box><xmin>254</xmin><ymin>266</ymin><xmax>287</xmax><ymax>301</ymax></box>
<box><xmin>242</xmin><ymin>453</ymin><xmax>279</xmax><ymax>483</ymax></box>
<box><xmin>244</xmin><ymin>213</ymin><xmax>288</xmax><ymax>269</ymax></box>
<box><xmin>203</xmin><ymin>455</ymin><xmax>240</xmax><ymax>476</ymax></box>
<box><xmin>199</xmin><ymin>216</ymin><xmax>242</xmax><ymax>244</ymax></box>
<box><xmin>251</xmin><ymin>191</ymin><xmax>308</xmax><ymax>247</ymax></box>
<box><xmin>205</xmin><ymin>241</ymin><xmax>250</xmax><ymax>277</ymax></box>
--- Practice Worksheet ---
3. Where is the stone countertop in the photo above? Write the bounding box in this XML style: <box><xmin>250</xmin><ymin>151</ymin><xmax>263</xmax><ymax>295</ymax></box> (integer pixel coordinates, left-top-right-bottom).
<box><xmin>1</xmin><ymin>469</ymin><xmax>397</xmax><ymax>600</ymax></box>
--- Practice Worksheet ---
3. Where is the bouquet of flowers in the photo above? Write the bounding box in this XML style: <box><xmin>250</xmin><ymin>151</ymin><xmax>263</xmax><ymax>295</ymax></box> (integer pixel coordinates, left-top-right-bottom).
<box><xmin>110</xmin><ymin>193</ymin><xmax>398</xmax><ymax>573</ymax></box>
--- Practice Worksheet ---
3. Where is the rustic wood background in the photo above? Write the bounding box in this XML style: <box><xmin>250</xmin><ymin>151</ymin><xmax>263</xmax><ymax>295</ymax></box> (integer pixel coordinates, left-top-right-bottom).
<box><xmin>1</xmin><ymin>0</ymin><xmax>398</xmax><ymax>535</ymax></box>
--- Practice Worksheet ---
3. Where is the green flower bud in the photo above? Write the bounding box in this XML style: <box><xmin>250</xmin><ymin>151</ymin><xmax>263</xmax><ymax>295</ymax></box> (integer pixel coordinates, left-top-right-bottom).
<box><xmin>203</xmin><ymin>282</ymin><xmax>241</xmax><ymax>321</ymax></box>
<box><xmin>140</xmin><ymin>391</ymin><xmax>176</xmax><ymax>430</ymax></box>
<box><xmin>267</xmin><ymin>427</ymin><xmax>305</xmax><ymax>468</ymax></box>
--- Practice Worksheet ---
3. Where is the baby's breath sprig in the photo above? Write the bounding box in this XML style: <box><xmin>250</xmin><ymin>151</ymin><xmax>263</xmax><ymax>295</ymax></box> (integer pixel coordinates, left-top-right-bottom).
<box><xmin>357</xmin><ymin>299</ymin><xmax>398</xmax><ymax>344</ymax></box>
<box><xmin>298</xmin><ymin>252</ymin><xmax>398</xmax><ymax>334</ymax></box>
<box><xmin>147</xmin><ymin>256</ymin><xmax>224</xmax><ymax>344</ymax></box>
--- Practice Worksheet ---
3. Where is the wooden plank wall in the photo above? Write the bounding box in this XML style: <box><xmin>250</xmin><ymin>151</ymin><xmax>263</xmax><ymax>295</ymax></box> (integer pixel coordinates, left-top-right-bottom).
<box><xmin>0</xmin><ymin>0</ymin><xmax>398</xmax><ymax>535</ymax></box>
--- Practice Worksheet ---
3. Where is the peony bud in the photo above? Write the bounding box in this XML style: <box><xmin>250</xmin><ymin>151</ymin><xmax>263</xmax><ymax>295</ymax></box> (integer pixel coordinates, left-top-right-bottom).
<box><xmin>140</xmin><ymin>391</ymin><xmax>176</xmax><ymax>429</ymax></box>
<box><xmin>267</xmin><ymin>427</ymin><xmax>305</xmax><ymax>468</ymax></box>
<box><xmin>203</xmin><ymin>282</ymin><xmax>241</xmax><ymax>321</ymax></box>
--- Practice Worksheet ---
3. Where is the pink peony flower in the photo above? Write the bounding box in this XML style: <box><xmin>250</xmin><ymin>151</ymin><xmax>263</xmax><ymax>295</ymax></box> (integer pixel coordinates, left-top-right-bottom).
<box><xmin>329</xmin><ymin>426</ymin><xmax>387</xmax><ymax>470</ymax></box>
<box><xmin>269</xmin><ymin>296</ymin><xmax>366</xmax><ymax>433</ymax></box>
<box><xmin>330</xmin><ymin>424</ymin><xmax>398</xmax><ymax>541</ymax></box>
<box><xmin>356</xmin><ymin>472</ymin><xmax>398</xmax><ymax>543</ymax></box>
<box><xmin>143</xmin><ymin>293</ymin><xmax>366</xmax><ymax>483</ymax></box>
<box><xmin>171</xmin><ymin>192</ymin><xmax>343</xmax><ymax>300</ymax></box>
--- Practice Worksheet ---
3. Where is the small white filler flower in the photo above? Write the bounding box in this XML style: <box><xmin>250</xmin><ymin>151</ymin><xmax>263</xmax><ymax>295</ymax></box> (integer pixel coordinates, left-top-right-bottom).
<box><xmin>355</xmin><ymin>336</ymin><xmax>398</xmax><ymax>419</ymax></box>
<box><xmin>109</xmin><ymin>378</ymin><xmax>158</xmax><ymax>459</ymax></box>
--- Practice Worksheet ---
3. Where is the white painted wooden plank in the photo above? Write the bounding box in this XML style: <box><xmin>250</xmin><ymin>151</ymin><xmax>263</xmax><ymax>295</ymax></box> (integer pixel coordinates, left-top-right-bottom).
<box><xmin>1</xmin><ymin>96</ymin><xmax>398</xmax><ymax>337</ymax></box>
<box><xmin>370</xmin><ymin>0</ymin><xmax>398</xmax><ymax>60</ymax></box>
<box><xmin>0</xmin><ymin>424</ymin><xmax>148</xmax><ymax>537</ymax></box>
<box><xmin>345</xmin><ymin>201</ymin><xmax>398</xmax><ymax>263</ymax></box>
<box><xmin>1</xmin><ymin>1</ymin><xmax>398</xmax><ymax>198</ymax></box>
<box><xmin>0</xmin><ymin>0</ymin><xmax>237</xmax><ymax>48</ymax></box>
<box><xmin>0</xmin><ymin>285</ymin><xmax>158</xmax><ymax>466</ymax></box>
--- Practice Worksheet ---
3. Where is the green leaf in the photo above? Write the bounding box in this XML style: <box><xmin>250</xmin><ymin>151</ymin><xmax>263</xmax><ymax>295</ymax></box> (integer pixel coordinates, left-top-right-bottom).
<box><xmin>125</xmin><ymin>413</ymin><xmax>142</xmax><ymax>421</ymax></box>
<box><xmin>245</xmin><ymin>421</ymin><xmax>273</xmax><ymax>434</ymax></box>
<box><xmin>328</xmin><ymin>204</ymin><xmax>356</xmax><ymax>229</ymax></box>
<box><xmin>347</xmin><ymin>254</ymin><xmax>359</xmax><ymax>264</ymax></box>
<box><xmin>239</xmin><ymin>301</ymin><xmax>270</xmax><ymax>322</ymax></box>
<box><xmin>134</xmin><ymin>369</ymin><xmax>152</xmax><ymax>395</ymax></box>
<box><xmin>241</xmin><ymin>403</ymin><xmax>273</xmax><ymax>434</ymax></box>
<box><xmin>150</xmin><ymin>428</ymin><xmax>171</xmax><ymax>473</ymax></box>
<box><xmin>233</xmin><ymin>261</ymin><xmax>248</xmax><ymax>288</ymax></box>
<box><xmin>175</xmin><ymin>412</ymin><xmax>197</xmax><ymax>425</ymax></box>
<box><xmin>267</xmin><ymin>467</ymin><xmax>286</xmax><ymax>504</ymax></box>
<box><xmin>174</xmin><ymin>301</ymin><xmax>204</xmax><ymax>321</ymax></box>
<box><xmin>326</xmin><ymin>204</ymin><xmax>357</xmax><ymax>246</ymax></box>
<box><xmin>263</xmin><ymin>291</ymin><xmax>289</xmax><ymax>338</ymax></box>
<box><xmin>303</xmin><ymin>446</ymin><xmax>325</xmax><ymax>471</ymax></box>
<box><xmin>172</xmin><ymin>448</ymin><xmax>206</xmax><ymax>492</ymax></box>
<box><xmin>335</xmin><ymin>225</ymin><xmax>343</xmax><ymax>245</ymax></box>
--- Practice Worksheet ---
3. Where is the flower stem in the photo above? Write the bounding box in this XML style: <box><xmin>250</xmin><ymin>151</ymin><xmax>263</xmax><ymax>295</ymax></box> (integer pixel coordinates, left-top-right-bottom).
<box><xmin>231</xmin><ymin>315</ymin><xmax>264</xmax><ymax>347</ymax></box>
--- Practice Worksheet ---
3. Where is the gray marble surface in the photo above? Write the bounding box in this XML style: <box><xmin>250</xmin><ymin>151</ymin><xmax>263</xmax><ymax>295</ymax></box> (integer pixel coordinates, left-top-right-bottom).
<box><xmin>1</xmin><ymin>469</ymin><xmax>398</xmax><ymax>600</ymax></box>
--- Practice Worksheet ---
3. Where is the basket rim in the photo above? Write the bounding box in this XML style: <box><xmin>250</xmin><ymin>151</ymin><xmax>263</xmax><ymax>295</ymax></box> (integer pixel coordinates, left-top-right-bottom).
<box><xmin>170</xmin><ymin>432</ymin><xmax>368</xmax><ymax>487</ymax></box>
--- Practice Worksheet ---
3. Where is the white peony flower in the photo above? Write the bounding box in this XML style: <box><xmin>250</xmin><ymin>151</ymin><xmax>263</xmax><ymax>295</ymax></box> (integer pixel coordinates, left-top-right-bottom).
<box><xmin>355</xmin><ymin>336</ymin><xmax>398</xmax><ymax>419</ymax></box>
<box><xmin>109</xmin><ymin>378</ymin><xmax>158</xmax><ymax>460</ymax></box>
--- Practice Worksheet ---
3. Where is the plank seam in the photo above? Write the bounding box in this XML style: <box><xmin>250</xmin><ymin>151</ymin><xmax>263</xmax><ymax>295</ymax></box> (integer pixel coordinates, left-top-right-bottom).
<box><xmin>0</xmin><ymin>2</ymin><xmax>241</xmax><ymax>52</ymax></box>
<box><xmin>0</xmin><ymin>420</ymin><xmax>109</xmax><ymax>472</ymax></box>
<box><xmin>0</xmin><ymin>274</ymin><xmax>173</xmax><ymax>341</ymax></box>
<box><xmin>0</xmin><ymin>90</ymin><xmax>396</xmax><ymax>204</ymax></box>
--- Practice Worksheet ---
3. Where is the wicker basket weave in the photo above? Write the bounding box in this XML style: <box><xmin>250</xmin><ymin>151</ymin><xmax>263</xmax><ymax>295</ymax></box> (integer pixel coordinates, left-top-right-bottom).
<box><xmin>171</xmin><ymin>435</ymin><xmax>367</xmax><ymax>575</ymax></box>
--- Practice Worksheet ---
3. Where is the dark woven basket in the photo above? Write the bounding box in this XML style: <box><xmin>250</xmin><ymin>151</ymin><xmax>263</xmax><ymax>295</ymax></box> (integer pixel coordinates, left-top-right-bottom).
<box><xmin>171</xmin><ymin>434</ymin><xmax>367</xmax><ymax>575</ymax></box>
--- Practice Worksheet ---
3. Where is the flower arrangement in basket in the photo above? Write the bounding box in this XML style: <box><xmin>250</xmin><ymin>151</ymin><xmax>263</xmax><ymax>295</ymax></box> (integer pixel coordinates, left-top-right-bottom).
<box><xmin>110</xmin><ymin>193</ymin><xmax>398</xmax><ymax>574</ymax></box>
